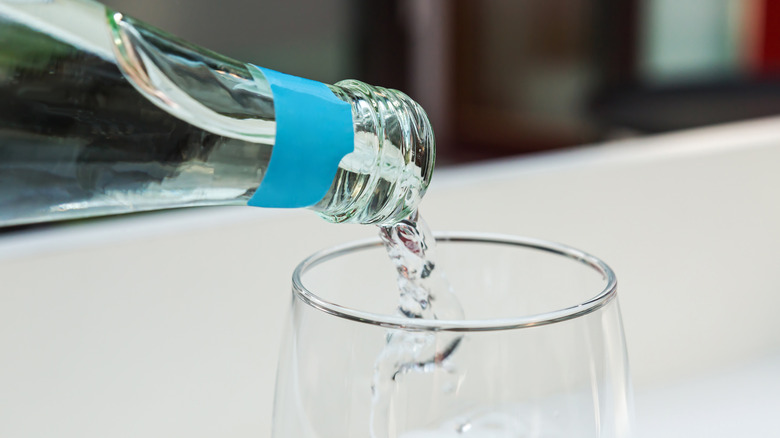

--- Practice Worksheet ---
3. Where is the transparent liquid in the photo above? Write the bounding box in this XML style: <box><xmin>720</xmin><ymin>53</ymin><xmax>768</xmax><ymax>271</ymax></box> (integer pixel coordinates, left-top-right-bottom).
<box><xmin>375</xmin><ymin>212</ymin><xmax>471</xmax><ymax>437</ymax></box>
<box><xmin>0</xmin><ymin>2</ymin><xmax>274</xmax><ymax>225</ymax></box>
<box><xmin>398</xmin><ymin>402</ymin><xmax>574</xmax><ymax>437</ymax></box>
<box><xmin>398</xmin><ymin>408</ymin><xmax>530</xmax><ymax>438</ymax></box>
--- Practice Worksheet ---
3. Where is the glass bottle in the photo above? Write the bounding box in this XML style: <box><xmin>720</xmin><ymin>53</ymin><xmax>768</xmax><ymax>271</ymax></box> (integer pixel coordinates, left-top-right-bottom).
<box><xmin>0</xmin><ymin>0</ymin><xmax>434</xmax><ymax>227</ymax></box>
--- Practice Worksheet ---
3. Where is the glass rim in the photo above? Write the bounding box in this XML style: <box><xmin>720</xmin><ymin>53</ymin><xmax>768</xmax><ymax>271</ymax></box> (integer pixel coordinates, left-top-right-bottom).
<box><xmin>292</xmin><ymin>232</ymin><xmax>618</xmax><ymax>332</ymax></box>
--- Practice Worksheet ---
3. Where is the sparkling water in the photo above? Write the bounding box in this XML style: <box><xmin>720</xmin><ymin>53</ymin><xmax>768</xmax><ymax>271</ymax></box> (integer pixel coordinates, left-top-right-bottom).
<box><xmin>375</xmin><ymin>212</ymin><xmax>470</xmax><ymax>437</ymax></box>
<box><xmin>0</xmin><ymin>3</ymin><xmax>274</xmax><ymax>225</ymax></box>
<box><xmin>399</xmin><ymin>408</ymin><xmax>529</xmax><ymax>438</ymax></box>
<box><xmin>398</xmin><ymin>403</ymin><xmax>571</xmax><ymax>438</ymax></box>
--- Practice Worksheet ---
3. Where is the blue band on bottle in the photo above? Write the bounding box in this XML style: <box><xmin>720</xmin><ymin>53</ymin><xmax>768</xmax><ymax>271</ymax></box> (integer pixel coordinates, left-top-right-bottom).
<box><xmin>247</xmin><ymin>66</ymin><xmax>354</xmax><ymax>208</ymax></box>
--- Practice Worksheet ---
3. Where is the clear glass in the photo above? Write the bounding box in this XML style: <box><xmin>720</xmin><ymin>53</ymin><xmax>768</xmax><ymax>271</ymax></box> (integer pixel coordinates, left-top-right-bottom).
<box><xmin>273</xmin><ymin>232</ymin><xmax>633</xmax><ymax>437</ymax></box>
<box><xmin>0</xmin><ymin>0</ymin><xmax>433</xmax><ymax>226</ymax></box>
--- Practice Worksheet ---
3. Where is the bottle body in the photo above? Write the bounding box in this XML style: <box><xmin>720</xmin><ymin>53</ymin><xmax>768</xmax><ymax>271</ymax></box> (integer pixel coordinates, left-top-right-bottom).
<box><xmin>0</xmin><ymin>0</ymin><xmax>433</xmax><ymax>226</ymax></box>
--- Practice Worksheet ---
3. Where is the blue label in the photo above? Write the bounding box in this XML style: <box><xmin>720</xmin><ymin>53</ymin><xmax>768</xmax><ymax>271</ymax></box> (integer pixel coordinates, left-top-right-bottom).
<box><xmin>247</xmin><ymin>66</ymin><xmax>354</xmax><ymax>208</ymax></box>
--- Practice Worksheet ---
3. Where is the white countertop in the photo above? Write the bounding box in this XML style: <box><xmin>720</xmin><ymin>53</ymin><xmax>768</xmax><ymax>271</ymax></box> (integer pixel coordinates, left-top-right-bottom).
<box><xmin>2</xmin><ymin>117</ymin><xmax>779</xmax><ymax>437</ymax></box>
<box><xmin>637</xmin><ymin>352</ymin><xmax>780</xmax><ymax>437</ymax></box>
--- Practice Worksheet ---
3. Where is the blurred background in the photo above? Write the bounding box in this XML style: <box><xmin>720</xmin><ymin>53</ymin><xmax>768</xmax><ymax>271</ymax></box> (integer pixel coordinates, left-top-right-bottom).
<box><xmin>3</xmin><ymin>2</ymin><xmax>780</xmax><ymax>436</ymax></box>
<box><xmin>102</xmin><ymin>0</ymin><xmax>780</xmax><ymax>163</ymax></box>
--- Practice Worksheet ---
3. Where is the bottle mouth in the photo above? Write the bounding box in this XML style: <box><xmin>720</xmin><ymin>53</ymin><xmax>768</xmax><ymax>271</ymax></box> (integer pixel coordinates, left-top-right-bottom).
<box><xmin>314</xmin><ymin>80</ymin><xmax>435</xmax><ymax>225</ymax></box>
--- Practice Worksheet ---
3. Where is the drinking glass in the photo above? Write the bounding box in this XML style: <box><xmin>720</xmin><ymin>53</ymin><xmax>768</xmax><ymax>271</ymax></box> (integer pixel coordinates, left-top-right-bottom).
<box><xmin>272</xmin><ymin>232</ymin><xmax>633</xmax><ymax>437</ymax></box>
